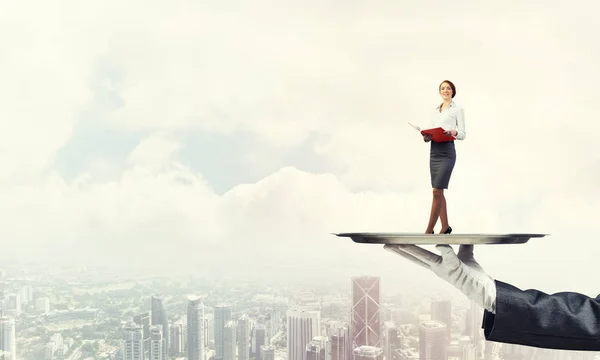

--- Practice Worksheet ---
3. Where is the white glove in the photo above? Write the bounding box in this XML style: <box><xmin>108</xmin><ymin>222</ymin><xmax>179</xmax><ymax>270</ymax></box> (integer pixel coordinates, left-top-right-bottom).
<box><xmin>384</xmin><ymin>244</ymin><xmax>497</xmax><ymax>313</ymax></box>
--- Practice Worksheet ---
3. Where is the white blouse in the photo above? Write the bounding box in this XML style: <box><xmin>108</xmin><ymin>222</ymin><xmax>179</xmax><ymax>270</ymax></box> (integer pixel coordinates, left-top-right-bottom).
<box><xmin>429</xmin><ymin>101</ymin><xmax>466</xmax><ymax>140</ymax></box>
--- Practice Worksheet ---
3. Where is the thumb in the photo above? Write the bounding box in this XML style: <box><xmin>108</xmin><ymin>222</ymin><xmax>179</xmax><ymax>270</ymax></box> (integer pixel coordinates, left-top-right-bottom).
<box><xmin>435</xmin><ymin>244</ymin><xmax>460</xmax><ymax>267</ymax></box>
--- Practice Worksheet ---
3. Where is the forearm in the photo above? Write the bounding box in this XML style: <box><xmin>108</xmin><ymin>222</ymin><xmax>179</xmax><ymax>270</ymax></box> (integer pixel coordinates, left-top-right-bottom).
<box><xmin>455</xmin><ymin>108</ymin><xmax>466</xmax><ymax>140</ymax></box>
<box><xmin>483</xmin><ymin>280</ymin><xmax>600</xmax><ymax>351</ymax></box>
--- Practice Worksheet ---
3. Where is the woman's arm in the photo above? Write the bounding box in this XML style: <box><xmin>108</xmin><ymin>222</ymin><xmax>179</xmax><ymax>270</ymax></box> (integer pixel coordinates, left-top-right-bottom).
<box><xmin>482</xmin><ymin>280</ymin><xmax>600</xmax><ymax>351</ymax></box>
<box><xmin>455</xmin><ymin>108</ymin><xmax>466</xmax><ymax>140</ymax></box>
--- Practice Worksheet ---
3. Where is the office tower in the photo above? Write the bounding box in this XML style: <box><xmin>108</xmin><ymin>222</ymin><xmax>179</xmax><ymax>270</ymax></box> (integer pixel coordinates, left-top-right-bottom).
<box><xmin>170</xmin><ymin>322</ymin><xmax>184</xmax><ymax>355</ymax></box>
<box><xmin>152</xmin><ymin>295</ymin><xmax>169</xmax><ymax>359</ymax></box>
<box><xmin>19</xmin><ymin>285</ymin><xmax>32</xmax><ymax>305</ymax></box>
<box><xmin>123</xmin><ymin>323</ymin><xmax>145</xmax><ymax>360</ymax></box>
<box><xmin>134</xmin><ymin>312</ymin><xmax>151</xmax><ymax>360</ymax></box>
<box><xmin>203</xmin><ymin>315</ymin><xmax>213</xmax><ymax>347</ymax></box>
<box><xmin>214</xmin><ymin>305</ymin><xmax>232</xmax><ymax>360</ymax></box>
<box><xmin>223</xmin><ymin>321</ymin><xmax>236</xmax><ymax>360</ymax></box>
<box><xmin>187</xmin><ymin>296</ymin><xmax>205</xmax><ymax>360</ymax></box>
<box><xmin>464</xmin><ymin>300</ymin><xmax>481</xmax><ymax>343</ymax></box>
<box><xmin>353</xmin><ymin>346</ymin><xmax>383</xmax><ymax>360</ymax></box>
<box><xmin>351</xmin><ymin>276</ymin><xmax>381</xmax><ymax>349</ymax></box>
<box><xmin>327</xmin><ymin>323</ymin><xmax>351</xmax><ymax>360</ymax></box>
<box><xmin>430</xmin><ymin>299</ymin><xmax>451</xmax><ymax>344</ymax></box>
<box><xmin>237</xmin><ymin>315</ymin><xmax>250</xmax><ymax>360</ymax></box>
<box><xmin>260</xmin><ymin>345</ymin><xmax>275</xmax><ymax>360</ymax></box>
<box><xmin>287</xmin><ymin>309</ymin><xmax>321</xmax><ymax>360</ymax></box>
<box><xmin>463</xmin><ymin>344</ymin><xmax>476</xmax><ymax>360</ymax></box>
<box><xmin>306</xmin><ymin>336</ymin><xmax>327</xmax><ymax>360</ymax></box>
<box><xmin>251</xmin><ymin>324</ymin><xmax>267</xmax><ymax>359</ymax></box>
<box><xmin>418</xmin><ymin>321</ymin><xmax>447</xmax><ymax>360</ymax></box>
<box><xmin>382</xmin><ymin>321</ymin><xmax>400</xmax><ymax>360</ymax></box>
<box><xmin>35</xmin><ymin>297</ymin><xmax>50</xmax><ymax>314</ymax></box>
<box><xmin>150</xmin><ymin>325</ymin><xmax>165</xmax><ymax>360</ymax></box>
<box><xmin>2</xmin><ymin>295</ymin><xmax>20</xmax><ymax>316</ymax></box>
<box><xmin>0</xmin><ymin>316</ymin><xmax>16</xmax><ymax>360</ymax></box>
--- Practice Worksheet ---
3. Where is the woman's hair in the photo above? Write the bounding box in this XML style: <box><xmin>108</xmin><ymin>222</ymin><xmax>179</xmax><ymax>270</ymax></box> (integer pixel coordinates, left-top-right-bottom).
<box><xmin>439</xmin><ymin>80</ymin><xmax>456</xmax><ymax>98</ymax></box>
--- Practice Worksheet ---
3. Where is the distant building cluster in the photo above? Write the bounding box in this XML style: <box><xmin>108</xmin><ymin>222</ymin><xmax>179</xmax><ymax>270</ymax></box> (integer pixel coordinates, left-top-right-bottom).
<box><xmin>1</xmin><ymin>269</ymin><xmax>596</xmax><ymax>360</ymax></box>
<box><xmin>114</xmin><ymin>276</ymin><xmax>488</xmax><ymax>360</ymax></box>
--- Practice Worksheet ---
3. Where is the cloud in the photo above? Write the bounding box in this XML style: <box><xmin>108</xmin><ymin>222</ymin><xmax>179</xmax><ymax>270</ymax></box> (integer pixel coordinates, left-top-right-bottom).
<box><xmin>1</xmin><ymin>0</ymin><xmax>600</xmax><ymax>302</ymax></box>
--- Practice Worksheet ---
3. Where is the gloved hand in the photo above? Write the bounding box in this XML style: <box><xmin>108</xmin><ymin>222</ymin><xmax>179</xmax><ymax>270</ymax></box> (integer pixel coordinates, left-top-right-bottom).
<box><xmin>383</xmin><ymin>244</ymin><xmax>497</xmax><ymax>313</ymax></box>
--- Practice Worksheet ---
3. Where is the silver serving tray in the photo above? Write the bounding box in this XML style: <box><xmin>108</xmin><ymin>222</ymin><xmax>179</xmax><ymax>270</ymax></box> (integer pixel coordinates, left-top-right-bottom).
<box><xmin>334</xmin><ymin>232</ymin><xmax>548</xmax><ymax>245</ymax></box>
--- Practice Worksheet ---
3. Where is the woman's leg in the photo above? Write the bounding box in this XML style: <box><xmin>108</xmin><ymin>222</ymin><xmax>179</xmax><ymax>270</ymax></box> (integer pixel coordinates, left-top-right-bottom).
<box><xmin>425</xmin><ymin>188</ymin><xmax>443</xmax><ymax>233</ymax></box>
<box><xmin>439</xmin><ymin>193</ymin><xmax>450</xmax><ymax>233</ymax></box>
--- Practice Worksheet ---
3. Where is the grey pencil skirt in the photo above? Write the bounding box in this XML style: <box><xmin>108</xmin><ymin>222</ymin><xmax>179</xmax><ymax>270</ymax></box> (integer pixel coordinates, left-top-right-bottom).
<box><xmin>430</xmin><ymin>140</ymin><xmax>456</xmax><ymax>189</ymax></box>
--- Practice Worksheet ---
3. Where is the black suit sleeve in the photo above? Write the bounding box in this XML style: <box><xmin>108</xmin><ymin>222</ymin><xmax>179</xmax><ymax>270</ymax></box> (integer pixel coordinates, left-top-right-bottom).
<box><xmin>481</xmin><ymin>280</ymin><xmax>600</xmax><ymax>351</ymax></box>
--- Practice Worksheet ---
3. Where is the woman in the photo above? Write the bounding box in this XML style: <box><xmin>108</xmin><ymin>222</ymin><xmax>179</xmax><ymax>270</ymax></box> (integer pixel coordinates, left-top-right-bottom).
<box><xmin>422</xmin><ymin>80</ymin><xmax>466</xmax><ymax>234</ymax></box>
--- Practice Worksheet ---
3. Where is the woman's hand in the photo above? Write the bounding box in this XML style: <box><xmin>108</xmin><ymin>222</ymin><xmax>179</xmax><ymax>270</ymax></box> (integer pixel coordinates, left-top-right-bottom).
<box><xmin>423</xmin><ymin>134</ymin><xmax>433</xmax><ymax>142</ymax></box>
<box><xmin>443</xmin><ymin>130</ymin><xmax>457</xmax><ymax>137</ymax></box>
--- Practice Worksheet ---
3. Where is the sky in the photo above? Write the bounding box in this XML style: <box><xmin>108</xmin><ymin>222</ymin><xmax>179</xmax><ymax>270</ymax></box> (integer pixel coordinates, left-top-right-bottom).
<box><xmin>1</xmin><ymin>0</ymin><xmax>600</xmax><ymax>297</ymax></box>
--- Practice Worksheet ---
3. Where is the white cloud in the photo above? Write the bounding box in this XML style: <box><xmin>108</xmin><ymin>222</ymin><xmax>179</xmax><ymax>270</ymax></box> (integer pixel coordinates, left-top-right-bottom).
<box><xmin>0</xmin><ymin>0</ymin><xmax>599</xmax><ymax>301</ymax></box>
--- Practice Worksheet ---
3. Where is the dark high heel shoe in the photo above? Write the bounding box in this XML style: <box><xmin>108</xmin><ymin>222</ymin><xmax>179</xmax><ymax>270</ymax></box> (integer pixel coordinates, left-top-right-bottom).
<box><xmin>443</xmin><ymin>226</ymin><xmax>452</xmax><ymax>234</ymax></box>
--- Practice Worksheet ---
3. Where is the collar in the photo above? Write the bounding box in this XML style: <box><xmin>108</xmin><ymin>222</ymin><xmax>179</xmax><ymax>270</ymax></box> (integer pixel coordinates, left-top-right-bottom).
<box><xmin>437</xmin><ymin>101</ymin><xmax>455</xmax><ymax>110</ymax></box>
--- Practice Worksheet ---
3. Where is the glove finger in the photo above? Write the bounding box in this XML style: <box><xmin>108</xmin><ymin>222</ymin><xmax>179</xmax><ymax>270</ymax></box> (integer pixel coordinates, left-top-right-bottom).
<box><xmin>435</xmin><ymin>244</ymin><xmax>461</xmax><ymax>268</ymax></box>
<box><xmin>383</xmin><ymin>245</ymin><xmax>431</xmax><ymax>270</ymax></box>
<box><xmin>394</xmin><ymin>244</ymin><xmax>441</xmax><ymax>265</ymax></box>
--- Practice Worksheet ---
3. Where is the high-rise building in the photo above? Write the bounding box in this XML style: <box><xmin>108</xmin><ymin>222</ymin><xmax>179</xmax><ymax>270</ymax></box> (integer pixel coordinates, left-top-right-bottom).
<box><xmin>150</xmin><ymin>325</ymin><xmax>165</xmax><ymax>360</ymax></box>
<box><xmin>170</xmin><ymin>322</ymin><xmax>184</xmax><ymax>355</ymax></box>
<box><xmin>35</xmin><ymin>297</ymin><xmax>50</xmax><ymax>314</ymax></box>
<box><xmin>353</xmin><ymin>346</ymin><xmax>383</xmax><ymax>360</ymax></box>
<box><xmin>260</xmin><ymin>345</ymin><xmax>275</xmax><ymax>360</ymax></box>
<box><xmin>327</xmin><ymin>323</ymin><xmax>351</xmax><ymax>360</ymax></box>
<box><xmin>351</xmin><ymin>276</ymin><xmax>381</xmax><ymax>349</ymax></box>
<box><xmin>305</xmin><ymin>336</ymin><xmax>327</xmax><ymax>360</ymax></box>
<box><xmin>133</xmin><ymin>312</ymin><xmax>151</xmax><ymax>360</ymax></box>
<box><xmin>418</xmin><ymin>320</ymin><xmax>447</xmax><ymax>360</ymax></box>
<box><xmin>0</xmin><ymin>316</ymin><xmax>16</xmax><ymax>360</ymax></box>
<box><xmin>251</xmin><ymin>324</ymin><xmax>267</xmax><ymax>359</ymax></box>
<box><xmin>237</xmin><ymin>315</ymin><xmax>250</xmax><ymax>360</ymax></box>
<box><xmin>19</xmin><ymin>285</ymin><xmax>32</xmax><ymax>305</ymax></box>
<box><xmin>382</xmin><ymin>321</ymin><xmax>400</xmax><ymax>360</ymax></box>
<box><xmin>151</xmin><ymin>295</ymin><xmax>169</xmax><ymax>360</ymax></box>
<box><xmin>464</xmin><ymin>300</ymin><xmax>481</xmax><ymax>343</ymax></box>
<box><xmin>430</xmin><ymin>299</ymin><xmax>451</xmax><ymax>344</ymax></box>
<box><xmin>287</xmin><ymin>309</ymin><xmax>320</xmax><ymax>360</ymax></box>
<box><xmin>187</xmin><ymin>296</ymin><xmax>206</xmax><ymax>360</ymax></box>
<box><xmin>215</xmin><ymin>305</ymin><xmax>233</xmax><ymax>360</ymax></box>
<box><xmin>203</xmin><ymin>315</ymin><xmax>213</xmax><ymax>347</ymax></box>
<box><xmin>123</xmin><ymin>323</ymin><xmax>145</xmax><ymax>360</ymax></box>
<box><xmin>223</xmin><ymin>321</ymin><xmax>236</xmax><ymax>360</ymax></box>
<box><xmin>462</xmin><ymin>344</ymin><xmax>476</xmax><ymax>360</ymax></box>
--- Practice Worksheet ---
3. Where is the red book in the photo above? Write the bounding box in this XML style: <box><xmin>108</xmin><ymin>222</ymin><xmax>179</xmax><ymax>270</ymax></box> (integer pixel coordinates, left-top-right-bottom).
<box><xmin>420</xmin><ymin>127</ymin><xmax>455</xmax><ymax>142</ymax></box>
<box><xmin>408</xmin><ymin>122</ymin><xmax>455</xmax><ymax>142</ymax></box>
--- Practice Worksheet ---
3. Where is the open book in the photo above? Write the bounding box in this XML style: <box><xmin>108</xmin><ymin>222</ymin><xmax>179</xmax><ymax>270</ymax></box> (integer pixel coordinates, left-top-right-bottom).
<box><xmin>408</xmin><ymin>122</ymin><xmax>455</xmax><ymax>142</ymax></box>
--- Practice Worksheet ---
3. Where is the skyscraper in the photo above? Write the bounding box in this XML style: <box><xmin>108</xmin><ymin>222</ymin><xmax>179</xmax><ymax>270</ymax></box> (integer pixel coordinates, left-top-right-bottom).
<box><xmin>327</xmin><ymin>323</ymin><xmax>351</xmax><ymax>360</ymax></box>
<box><xmin>223</xmin><ymin>320</ymin><xmax>236</xmax><ymax>360</ymax></box>
<box><xmin>169</xmin><ymin>322</ymin><xmax>184</xmax><ymax>355</ymax></box>
<box><xmin>287</xmin><ymin>309</ymin><xmax>320</xmax><ymax>360</ymax></box>
<box><xmin>0</xmin><ymin>316</ymin><xmax>15</xmax><ymax>360</ymax></box>
<box><xmin>237</xmin><ymin>315</ymin><xmax>250</xmax><ymax>360</ymax></box>
<box><xmin>418</xmin><ymin>320</ymin><xmax>447</xmax><ymax>360</ymax></box>
<box><xmin>150</xmin><ymin>325</ymin><xmax>165</xmax><ymax>360</ymax></box>
<box><xmin>305</xmin><ymin>336</ymin><xmax>327</xmax><ymax>360</ymax></box>
<box><xmin>351</xmin><ymin>276</ymin><xmax>381</xmax><ymax>349</ymax></box>
<box><xmin>133</xmin><ymin>312</ymin><xmax>151</xmax><ymax>360</ymax></box>
<box><xmin>430</xmin><ymin>299</ymin><xmax>451</xmax><ymax>344</ymax></box>
<box><xmin>214</xmin><ymin>305</ymin><xmax>232</xmax><ymax>360</ymax></box>
<box><xmin>151</xmin><ymin>295</ymin><xmax>169</xmax><ymax>359</ymax></box>
<box><xmin>187</xmin><ymin>296</ymin><xmax>206</xmax><ymax>360</ymax></box>
<box><xmin>123</xmin><ymin>323</ymin><xmax>144</xmax><ymax>360</ymax></box>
